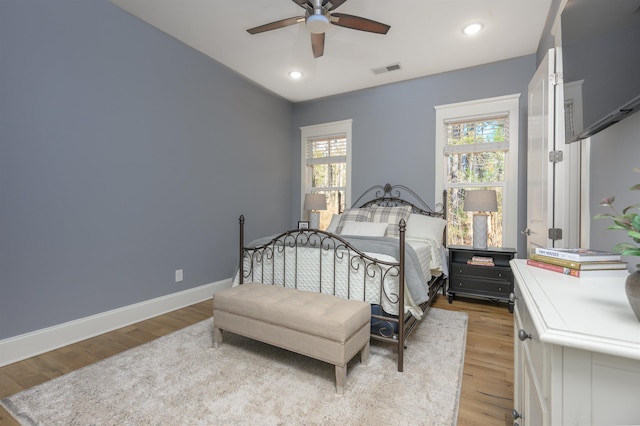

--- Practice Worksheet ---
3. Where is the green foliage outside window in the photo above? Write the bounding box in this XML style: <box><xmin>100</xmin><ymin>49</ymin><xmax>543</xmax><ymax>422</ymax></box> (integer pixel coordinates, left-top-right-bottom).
<box><xmin>445</xmin><ymin>118</ymin><xmax>506</xmax><ymax>246</ymax></box>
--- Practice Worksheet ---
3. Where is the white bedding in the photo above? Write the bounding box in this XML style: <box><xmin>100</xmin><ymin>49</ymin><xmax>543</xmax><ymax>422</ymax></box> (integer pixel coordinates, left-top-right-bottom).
<box><xmin>235</xmin><ymin>235</ymin><xmax>444</xmax><ymax>320</ymax></box>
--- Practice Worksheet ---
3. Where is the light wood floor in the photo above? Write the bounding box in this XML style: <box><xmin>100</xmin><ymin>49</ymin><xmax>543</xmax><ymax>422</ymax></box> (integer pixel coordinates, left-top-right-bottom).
<box><xmin>432</xmin><ymin>296</ymin><xmax>515</xmax><ymax>426</ymax></box>
<box><xmin>0</xmin><ymin>295</ymin><xmax>513</xmax><ymax>425</ymax></box>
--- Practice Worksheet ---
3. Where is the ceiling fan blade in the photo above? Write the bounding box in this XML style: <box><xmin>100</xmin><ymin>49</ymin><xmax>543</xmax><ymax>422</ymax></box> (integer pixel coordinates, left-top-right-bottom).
<box><xmin>330</xmin><ymin>13</ymin><xmax>390</xmax><ymax>34</ymax></box>
<box><xmin>246</xmin><ymin>16</ymin><xmax>304</xmax><ymax>34</ymax></box>
<box><xmin>310</xmin><ymin>32</ymin><xmax>325</xmax><ymax>58</ymax></box>
<box><xmin>323</xmin><ymin>0</ymin><xmax>348</xmax><ymax>11</ymax></box>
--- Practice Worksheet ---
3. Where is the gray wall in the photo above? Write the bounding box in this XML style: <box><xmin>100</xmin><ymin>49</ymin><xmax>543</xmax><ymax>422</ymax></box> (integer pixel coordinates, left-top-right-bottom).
<box><xmin>1</xmin><ymin>0</ymin><xmax>550</xmax><ymax>342</ymax></box>
<box><xmin>291</xmin><ymin>56</ymin><xmax>536</xmax><ymax>256</ymax></box>
<box><xmin>589</xmin><ymin>111</ymin><xmax>640</xmax><ymax>270</ymax></box>
<box><xmin>536</xmin><ymin>0</ymin><xmax>563</xmax><ymax>63</ymax></box>
<box><xmin>0</xmin><ymin>0</ymin><xmax>293</xmax><ymax>339</ymax></box>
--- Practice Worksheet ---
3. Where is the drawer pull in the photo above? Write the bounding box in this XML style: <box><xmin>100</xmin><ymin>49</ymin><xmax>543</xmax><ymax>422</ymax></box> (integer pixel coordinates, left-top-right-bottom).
<box><xmin>512</xmin><ymin>409</ymin><xmax>522</xmax><ymax>420</ymax></box>
<box><xmin>518</xmin><ymin>329</ymin><xmax>532</xmax><ymax>341</ymax></box>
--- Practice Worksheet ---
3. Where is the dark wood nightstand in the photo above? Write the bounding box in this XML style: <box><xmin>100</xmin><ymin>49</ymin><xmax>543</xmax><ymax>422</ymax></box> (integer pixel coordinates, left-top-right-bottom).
<box><xmin>447</xmin><ymin>245</ymin><xmax>517</xmax><ymax>312</ymax></box>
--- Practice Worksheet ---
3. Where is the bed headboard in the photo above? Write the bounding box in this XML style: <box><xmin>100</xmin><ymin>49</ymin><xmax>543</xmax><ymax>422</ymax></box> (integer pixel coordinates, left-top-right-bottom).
<box><xmin>348</xmin><ymin>183</ymin><xmax>448</xmax><ymax>246</ymax></box>
<box><xmin>351</xmin><ymin>183</ymin><xmax>446</xmax><ymax>219</ymax></box>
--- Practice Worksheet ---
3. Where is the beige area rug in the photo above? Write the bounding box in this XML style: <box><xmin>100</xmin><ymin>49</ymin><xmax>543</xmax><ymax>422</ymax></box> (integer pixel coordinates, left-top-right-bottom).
<box><xmin>2</xmin><ymin>307</ymin><xmax>468</xmax><ymax>426</ymax></box>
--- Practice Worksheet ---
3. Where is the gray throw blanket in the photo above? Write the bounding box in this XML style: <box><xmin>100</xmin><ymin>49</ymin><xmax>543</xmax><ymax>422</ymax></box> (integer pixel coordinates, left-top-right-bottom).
<box><xmin>243</xmin><ymin>232</ymin><xmax>432</xmax><ymax>306</ymax></box>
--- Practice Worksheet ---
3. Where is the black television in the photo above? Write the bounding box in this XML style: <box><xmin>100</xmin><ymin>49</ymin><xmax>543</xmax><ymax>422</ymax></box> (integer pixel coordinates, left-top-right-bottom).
<box><xmin>561</xmin><ymin>0</ymin><xmax>640</xmax><ymax>142</ymax></box>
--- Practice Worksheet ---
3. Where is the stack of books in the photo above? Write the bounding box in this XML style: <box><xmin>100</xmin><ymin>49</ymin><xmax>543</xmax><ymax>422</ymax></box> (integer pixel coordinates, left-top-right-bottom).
<box><xmin>467</xmin><ymin>255</ymin><xmax>494</xmax><ymax>267</ymax></box>
<box><xmin>527</xmin><ymin>248</ymin><xmax>629</xmax><ymax>278</ymax></box>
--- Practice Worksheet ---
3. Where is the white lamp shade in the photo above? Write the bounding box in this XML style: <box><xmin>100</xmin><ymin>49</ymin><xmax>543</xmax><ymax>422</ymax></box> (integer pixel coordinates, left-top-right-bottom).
<box><xmin>463</xmin><ymin>190</ymin><xmax>498</xmax><ymax>212</ymax></box>
<box><xmin>304</xmin><ymin>193</ymin><xmax>327</xmax><ymax>211</ymax></box>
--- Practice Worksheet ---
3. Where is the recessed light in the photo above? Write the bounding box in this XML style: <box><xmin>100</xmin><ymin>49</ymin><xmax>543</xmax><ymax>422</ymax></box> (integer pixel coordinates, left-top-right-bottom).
<box><xmin>288</xmin><ymin>70</ymin><xmax>303</xmax><ymax>80</ymax></box>
<box><xmin>463</xmin><ymin>23</ymin><xmax>483</xmax><ymax>36</ymax></box>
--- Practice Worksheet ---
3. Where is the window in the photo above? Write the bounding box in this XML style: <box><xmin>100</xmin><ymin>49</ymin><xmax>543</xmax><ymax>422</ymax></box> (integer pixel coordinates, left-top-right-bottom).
<box><xmin>435</xmin><ymin>95</ymin><xmax>520</xmax><ymax>248</ymax></box>
<box><xmin>301</xmin><ymin>119</ymin><xmax>352</xmax><ymax>230</ymax></box>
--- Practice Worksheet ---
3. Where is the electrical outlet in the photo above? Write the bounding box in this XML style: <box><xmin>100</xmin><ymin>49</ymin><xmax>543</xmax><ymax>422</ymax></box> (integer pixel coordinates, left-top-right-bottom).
<box><xmin>175</xmin><ymin>269</ymin><xmax>183</xmax><ymax>283</ymax></box>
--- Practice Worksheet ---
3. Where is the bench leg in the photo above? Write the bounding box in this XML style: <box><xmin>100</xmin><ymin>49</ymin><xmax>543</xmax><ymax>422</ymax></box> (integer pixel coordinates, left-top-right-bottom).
<box><xmin>213</xmin><ymin>327</ymin><xmax>223</xmax><ymax>348</ymax></box>
<box><xmin>361</xmin><ymin>341</ymin><xmax>370</xmax><ymax>366</ymax></box>
<box><xmin>335</xmin><ymin>365</ymin><xmax>346</xmax><ymax>396</ymax></box>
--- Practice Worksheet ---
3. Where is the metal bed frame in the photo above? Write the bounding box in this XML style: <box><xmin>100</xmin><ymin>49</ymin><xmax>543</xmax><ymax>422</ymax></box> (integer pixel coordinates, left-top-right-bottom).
<box><xmin>238</xmin><ymin>183</ymin><xmax>447</xmax><ymax>372</ymax></box>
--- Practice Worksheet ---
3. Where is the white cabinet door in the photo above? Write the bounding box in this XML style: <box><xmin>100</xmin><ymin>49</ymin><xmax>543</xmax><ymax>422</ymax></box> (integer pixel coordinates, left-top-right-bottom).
<box><xmin>561</xmin><ymin>349</ymin><xmax>640</xmax><ymax>425</ymax></box>
<box><xmin>522</xmin><ymin>357</ymin><xmax>545</xmax><ymax>426</ymax></box>
<box><xmin>513</xmin><ymin>321</ymin><xmax>525</xmax><ymax>423</ymax></box>
<box><xmin>514</xmin><ymin>303</ymin><xmax>547</xmax><ymax>426</ymax></box>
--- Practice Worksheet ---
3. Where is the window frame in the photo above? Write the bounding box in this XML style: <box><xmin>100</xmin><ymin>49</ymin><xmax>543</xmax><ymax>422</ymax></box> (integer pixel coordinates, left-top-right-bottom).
<box><xmin>300</xmin><ymin>119</ymin><xmax>352</xmax><ymax>220</ymax></box>
<box><xmin>434</xmin><ymin>94</ymin><xmax>520</xmax><ymax>248</ymax></box>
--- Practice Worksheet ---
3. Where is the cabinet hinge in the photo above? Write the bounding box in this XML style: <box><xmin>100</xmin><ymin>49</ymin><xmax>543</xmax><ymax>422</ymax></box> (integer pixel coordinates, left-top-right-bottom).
<box><xmin>548</xmin><ymin>228</ymin><xmax>563</xmax><ymax>240</ymax></box>
<box><xmin>550</xmin><ymin>72</ymin><xmax>563</xmax><ymax>86</ymax></box>
<box><xmin>549</xmin><ymin>150</ymin><xmax>564</xmax><ymax>163</ymax></box>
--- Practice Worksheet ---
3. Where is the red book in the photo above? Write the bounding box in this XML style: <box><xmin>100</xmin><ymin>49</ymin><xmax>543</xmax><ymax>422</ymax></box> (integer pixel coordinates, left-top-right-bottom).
<box><xmin>526</xmin><ymin>259</ymin><xmax>629</xmax><ymax>278</ymax></box>
<box><xmin>527</xmin><ymin>259</ymin><xmax>576</xmax><ymax>275</ymax></box>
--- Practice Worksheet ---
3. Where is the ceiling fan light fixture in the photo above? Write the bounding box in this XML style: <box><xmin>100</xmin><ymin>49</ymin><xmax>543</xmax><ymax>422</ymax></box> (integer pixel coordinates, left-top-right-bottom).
<box><xmin>307</xmin><ymin>14</ymin><xmax>330</xmax><ymax>34</ymax></box>
<box><xmin>463</xmin><ymin>22</ymin><xmax>483</xmax><ymax>36</ymax></box>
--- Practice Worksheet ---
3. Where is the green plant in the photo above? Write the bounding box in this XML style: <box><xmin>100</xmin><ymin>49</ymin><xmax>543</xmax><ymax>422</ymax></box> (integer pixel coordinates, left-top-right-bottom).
<box><xmin>595</xmin><ymin>167</ymin><xmax>640</xmax><ymax>257</ymax></box>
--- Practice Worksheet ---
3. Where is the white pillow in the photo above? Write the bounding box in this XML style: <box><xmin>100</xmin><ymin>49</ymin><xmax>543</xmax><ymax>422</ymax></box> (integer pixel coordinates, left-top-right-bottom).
<box><xmin>325</xmin><ymin>214</ymin><xmax>341</xmax><ymax>233</ymax></box>
<box><xmin>339</xmin><ymin>221</ymin><xmax>388</xmax><ymax>237</ymax></box>
<box><xmin>335</xmin><ymin>208</ymin><xmax>371</xmax><ymax>234</ymax></box>
<box><xmin>406</xmin><ymin>214</ymin><xmax>447</xmax><ymax>242</ymax></box>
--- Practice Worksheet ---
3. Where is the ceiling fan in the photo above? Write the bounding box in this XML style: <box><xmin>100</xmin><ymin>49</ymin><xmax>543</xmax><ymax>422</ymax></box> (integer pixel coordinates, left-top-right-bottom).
<box><xmin>246</xmin><ymin>0</ymin><xmax>390</xmax><ymax>58</ymax></box>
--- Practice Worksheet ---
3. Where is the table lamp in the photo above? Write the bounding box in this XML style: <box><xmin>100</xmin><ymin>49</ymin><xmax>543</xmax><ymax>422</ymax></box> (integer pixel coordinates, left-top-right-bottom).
<box><xmin>463</xmin><ymin>190</ymin><xmax>498</xmax><ymax>249</ymax></box>
<box><xmin>304</xmin><ymin>193</ymin><xmax>327</xmax><ymax>229</ymax></box>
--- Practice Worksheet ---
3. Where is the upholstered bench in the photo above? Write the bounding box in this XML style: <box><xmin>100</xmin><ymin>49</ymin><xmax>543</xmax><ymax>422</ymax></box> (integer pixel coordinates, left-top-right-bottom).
<box><xmin>212</xmin><ymin>282</ymin><xmax>371</xmax><ymax>395</ymax></box>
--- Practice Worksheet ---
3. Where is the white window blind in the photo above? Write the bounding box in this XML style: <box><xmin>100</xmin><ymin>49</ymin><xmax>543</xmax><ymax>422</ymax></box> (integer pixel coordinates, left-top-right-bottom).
<box><xmin>306</xmin><ymin>136</ymin><xmax>347</xmax><ymax>168</ymax></box>
<box><xmin>305</xmin><ymin>134</ymin><xmax>347</xmax><ymax>193</ymax></box>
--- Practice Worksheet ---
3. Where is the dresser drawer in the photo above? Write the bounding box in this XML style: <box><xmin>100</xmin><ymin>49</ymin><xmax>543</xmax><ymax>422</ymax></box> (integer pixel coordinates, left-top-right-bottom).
<box><xmin>452</xmin><ymin>264</ymin><xmax>512</xmax><ymax>281</ymax></box>
<box><xmin>514</xmin><ymin>281</ymin><xmax>544</xmax><ymax>394</ymax></box>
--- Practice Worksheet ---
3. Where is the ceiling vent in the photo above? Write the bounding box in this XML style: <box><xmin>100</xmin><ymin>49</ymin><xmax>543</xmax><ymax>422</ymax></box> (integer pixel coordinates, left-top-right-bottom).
<box><xmin>371</xmin><ymin>63</ymin><xmax>401</xmax><ymax>75</ymax></box>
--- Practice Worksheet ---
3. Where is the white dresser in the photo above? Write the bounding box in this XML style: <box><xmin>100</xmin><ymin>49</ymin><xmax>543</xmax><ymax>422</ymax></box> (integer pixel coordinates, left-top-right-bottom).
<box><xmin>510</xmin><ymin>259</ymin><xmax>640</xmax><ymax>426</ymax></box>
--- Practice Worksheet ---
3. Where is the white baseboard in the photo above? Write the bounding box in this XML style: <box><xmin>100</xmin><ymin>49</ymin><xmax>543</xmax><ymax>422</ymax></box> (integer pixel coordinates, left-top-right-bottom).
<box><xmin>0</xmin><ymin>279</ymin><xmax>232</xmax><ymax>367</ymax></box>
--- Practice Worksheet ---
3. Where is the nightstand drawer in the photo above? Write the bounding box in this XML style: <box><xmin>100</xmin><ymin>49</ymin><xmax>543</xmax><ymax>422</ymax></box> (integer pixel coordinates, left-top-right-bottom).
<box><xmin>450</xmin><ymin>277</ymin><xmax>511</xmax><ymax>296</ymax></box>
<box><xmin>452</xmin><ymin>264</ymin><xmax>512</xmax><ymax>281</ymax></box>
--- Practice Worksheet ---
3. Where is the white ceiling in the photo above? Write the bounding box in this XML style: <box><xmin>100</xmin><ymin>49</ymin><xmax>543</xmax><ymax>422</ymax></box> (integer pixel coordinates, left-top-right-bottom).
<box><xmin>110</xmin><ymin>0</ymin><xmax>553</xmax><ymax>103</ymax></box>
